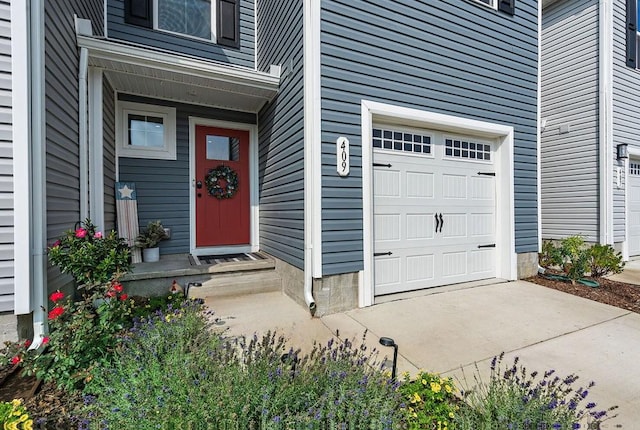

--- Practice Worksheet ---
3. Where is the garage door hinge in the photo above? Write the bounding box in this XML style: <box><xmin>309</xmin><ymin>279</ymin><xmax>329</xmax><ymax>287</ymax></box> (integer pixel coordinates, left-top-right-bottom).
<box><xmin>478</xmin><ymin>244</ymin><xmax>496</xmax><ymax>248</ymax></box>
<box><xmin>373</xmin><ymin>163</ymin><xmax>392</xmax><ymax>168</ymax></box>
<box><xmin>478</xmin><ymin>172</ymin><xmax>495</xmax><ymax>176</ymax></box>
<box><xmin>374</xmin><ymin>251</ymin><xmax>393</xmax><ymax>256</ymax></box>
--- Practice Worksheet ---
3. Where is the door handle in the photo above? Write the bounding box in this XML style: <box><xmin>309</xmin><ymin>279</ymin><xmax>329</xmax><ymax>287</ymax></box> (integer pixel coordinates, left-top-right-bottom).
<box><xmin>196</xmin><ymin>181</ymin><xmax>203</xmax><ymax>189</ymax></box>
<box><xmin>434</xmin><ymin>213</ymin><xmax>440</xmax><ymax>233</ymax></box>
<box><xmin>439</xmin><ymin>213</ymin><xmax>443</xmax><ymax>233</ymax></box>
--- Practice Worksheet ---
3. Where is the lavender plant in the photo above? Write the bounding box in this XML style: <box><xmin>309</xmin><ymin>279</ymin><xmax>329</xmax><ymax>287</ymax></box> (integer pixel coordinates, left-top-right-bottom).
<box><xmin>81</xmin><ymin>302</ymin><xmax>403</xmax><ymax>429</ymax></box>
<box><xmin>455</xmin><ymin>353</ymin><xmax>618</xmax><ymax>429</ymax></box>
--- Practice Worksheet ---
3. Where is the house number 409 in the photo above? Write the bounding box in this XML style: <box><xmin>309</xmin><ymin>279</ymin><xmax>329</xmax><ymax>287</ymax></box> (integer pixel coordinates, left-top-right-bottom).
<box><xmin>336</xmin><ymin>137</ymin><xmax>350</xmax><ymax>177</ymax></box>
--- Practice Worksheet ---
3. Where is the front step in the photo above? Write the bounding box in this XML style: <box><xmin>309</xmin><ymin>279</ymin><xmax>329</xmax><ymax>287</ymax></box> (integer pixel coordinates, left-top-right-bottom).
<box><xmin>121</xmin><ymin>253</ymin><xmax>282</xmax><ymax>298</ymax></box>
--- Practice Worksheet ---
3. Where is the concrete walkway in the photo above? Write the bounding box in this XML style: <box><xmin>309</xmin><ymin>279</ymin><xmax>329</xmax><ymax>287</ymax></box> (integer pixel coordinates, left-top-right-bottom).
<box><xmin>206</xmin><ymin>280</ymin><xmax>640</xmax><ymax>428</ymax></box>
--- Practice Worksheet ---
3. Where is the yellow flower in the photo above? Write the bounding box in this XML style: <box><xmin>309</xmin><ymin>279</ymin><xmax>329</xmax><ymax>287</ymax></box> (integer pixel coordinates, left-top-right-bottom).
<box><xmin>18</xmin><ymin>414</ymin><xmax>29</xmax><ymax>422</ymax></box>
<box><xmin>5</xmin><ymin>422</ymin><xmax>18</xmax><ymax>430</ymax></box>
<box><xmin>449</xmin><ymin>411</ymin><xmax>455</xmax><ymax>419</ymax></box>
<box><xmin>10</xmin><ymin>399</ymin><xmax>21</xmax><ymax>407</ymax></box>
<box><xmin>430</xmin><ymin>382</ymin><xmax>442</xmax><ymax>393</ymax></box>
<box><xmin>421</xmin><ymin>378</ymin><xmax>427</xmax><ymax>385</ymax></box>
<box><xmin>412</xmin><ymin>412</ymin><xmax>418</xmax><ymax>418</ymax></box>
<box><xmin>411</xmin><ymin>392</ymin><xmax>422</xmax><ymax>403</ymax></box>
<box><xmin>445</xmin><ymin>384</ymin><xmax>452</xmax><ymax>393</ymax></box>
<box><xmin>23</xmin><ymin>420</ymin><xmax>33</xmax><ymax>430</ymax></box>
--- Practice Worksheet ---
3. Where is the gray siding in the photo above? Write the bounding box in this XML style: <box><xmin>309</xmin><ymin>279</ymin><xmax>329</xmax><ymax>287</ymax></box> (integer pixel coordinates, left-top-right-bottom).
<box><xmin>106</xmin><ymin>0</ymin><xmax>255</xmax><ymax>68</ymax></box>
<box><xmin>541</xmin><ymin>0</ymin><xmax>600</xmax><ymax>242</ymax></box>
<box><xmin>103</xmin><ymin>77</ymin><xmax>116</xmax><ymax>232</ymax></box>
<box><xmin>0</xmin><ymin>0</ymin><xmax>12</xmax><ymax>311</ymax></box>
<box><xmin>256</xmin><ymin>0</ymin><xmax>304</xmax><ymax>269</ymax></box>
<box><xmin>612</xmin><ymin>0</ymin><xmax>640</xmax><ymax>243</ymax></box>
<box><xmin>45</xmin><ymin>0</ymin><xmax>104</xmax><ymax>292</ymax></box>
<box><xmin>117</xmin><ymin>94</ymin><xmax>255</xmax><ymax>254</ymax></box>
<box><xmin>320</xmin><ymin>0</ymin><xmax>539</xmax><ymax>275</ymax></box>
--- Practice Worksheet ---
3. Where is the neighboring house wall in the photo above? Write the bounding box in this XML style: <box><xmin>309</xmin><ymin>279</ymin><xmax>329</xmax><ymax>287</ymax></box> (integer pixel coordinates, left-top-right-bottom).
<box><xmin>256</xmin><ymin>0</ymin><xmax>305</xmax><ymax>269</ymax></box>
<box><xmin>106</xmin><ymin>0</ymin><xmax>255</xmax><ymax>68</ymax></box>
<box><xmin>117</xmin><ymin>94</ymin><xmax>256</xmax><ymax>254</ymax></box>
<box><xmin>0</xmin><ymin>0</ymin><xmax>12</xmax><ymax>312</ymax></box>
<box><xmin>45</xmin><ymin>0</ymin><xmax>104</xmax><ymax>292</ymax></box>
<box><xmin>103</xmin><ymin>78</ymin><xmax>117</xmax><ymax>232</ymax></box>
<box><xmin>612</xmin><ymin>0</ymin><xmax>640</xmax><ymax>243</ymax></box>
<box><xmin>320</xmin><ymin>0</ymin><xmax>539</xmax><ymax>275</ymax></box>
<box><xmin>541</xmin><ymin>0</ymin><xmax>600</xmax><ymax>241</ymax></box>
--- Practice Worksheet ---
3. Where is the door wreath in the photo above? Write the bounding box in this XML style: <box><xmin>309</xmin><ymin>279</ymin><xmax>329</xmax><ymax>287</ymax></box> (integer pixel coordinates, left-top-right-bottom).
<box><xmin>205</xmin><ymin>165</ymin><xmax>238</xmax><ymax>199</ymax></box>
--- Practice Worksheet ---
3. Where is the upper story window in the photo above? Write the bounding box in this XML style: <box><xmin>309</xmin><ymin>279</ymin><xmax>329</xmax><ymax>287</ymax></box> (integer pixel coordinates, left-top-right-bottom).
<box><xmin>124</xmin><ymin>0</ymin><xmax>239</xmax><ymax>48</ymax></box>
<box><xmin>468</xmin><ymin>0</ymin><xmax>515</xmax><ymax>15</ymax></box>
<box><xmin>627</xmin><ymin>0</ymin><xmax>639</xmax><ymax>68</ymax></box>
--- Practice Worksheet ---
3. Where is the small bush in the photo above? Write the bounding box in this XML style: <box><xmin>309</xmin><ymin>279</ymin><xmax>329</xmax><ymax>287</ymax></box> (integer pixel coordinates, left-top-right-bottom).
<box><xmin>455</xmin><ymin>353</ymin><xmax>618</xmax><ymax>429</ymax></box>
<box><xmin>559</xmin><ymin>236</ymin><xmax>590</xmax><ymax>284</ymax></box>
<box><xmin>539</xmin><ymin>240</ymin><xmax>562</xmax><ymax>269</ymax></box>
<box><xmin>398</xmin><ymin>370</ymin><xmax>459</xmax><ymax>429</ymax></box>
<box><xmin>82</xmin><ymin>301</ymin><xmax>403</xmax><ymax>429</ymax></box>
<box><xmin>0</xmin><ymin>399</ymin><xmax>33</xmax><ymax>429</ymax></box>
<box><xmin>589</xmin><ymin>244</ymin><xmax>625</xmax><ymax>278</ymax></box>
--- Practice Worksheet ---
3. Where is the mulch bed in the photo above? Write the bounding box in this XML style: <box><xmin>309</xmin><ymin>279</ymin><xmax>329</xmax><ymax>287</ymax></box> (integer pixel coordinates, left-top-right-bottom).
<box><xmin>526</xmin><ymin>275</ymin><xmax>640</xmax><ymax>314</ymax></box>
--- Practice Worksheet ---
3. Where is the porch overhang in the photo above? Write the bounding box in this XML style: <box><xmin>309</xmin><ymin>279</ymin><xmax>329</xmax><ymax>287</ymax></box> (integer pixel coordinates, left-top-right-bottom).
<box><xmin>77</xmin><ymin>36</ymin><xmax>280</xmax><ymax>112</ymax></box>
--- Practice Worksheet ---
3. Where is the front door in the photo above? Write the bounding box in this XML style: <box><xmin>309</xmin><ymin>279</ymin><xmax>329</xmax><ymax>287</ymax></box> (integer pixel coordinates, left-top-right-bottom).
<box><xmin>195</xmin><ymin>125</ymin><xmax>250</xmax><ymax>247</ymax></box>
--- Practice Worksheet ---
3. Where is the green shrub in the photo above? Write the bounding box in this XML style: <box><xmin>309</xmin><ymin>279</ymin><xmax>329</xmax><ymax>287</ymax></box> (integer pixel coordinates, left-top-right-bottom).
<box><xmin>0</xmin><ymin>399</ymin><xmax>33</xmax><ymax>429</ymax></box>
<box><xmin>82</xmin><ymin>301</ymin><xmax>403</xmax><ymax>429</ymax></box>
<box><xmin>589</xmin><ymin>244</ymin><xmax>625</xmax><ymax>278</ymax></box>
<box><xmin>539</xmin><ymin>240</ymin><xmax>562</xmax><ymax>269</ymax></box>
<box><xmin>48</xmin><ymin>219</ymin><xmax>131</xmax><ymax>287</ymax></box>
<box><xmin>398</xmin><ymin>370</ymin><xmax>458</xmax><ymax>429</ymax></box>
<box><xmin>558</xmin><ymin>236</ymin><xmax>590</xmax><ymax>284</ymax></box>
<box><xmin>455</xmin><ymin>353</ymin><xmax>617</xmax><ymax>429</ymax></box>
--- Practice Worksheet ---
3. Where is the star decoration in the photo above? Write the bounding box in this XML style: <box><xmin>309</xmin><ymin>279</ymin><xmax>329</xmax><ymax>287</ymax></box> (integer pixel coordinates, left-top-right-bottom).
<box><xmin>118</xmin><ymin>184</ymin><xmax>134</xmax><ymax>199</ymax></box>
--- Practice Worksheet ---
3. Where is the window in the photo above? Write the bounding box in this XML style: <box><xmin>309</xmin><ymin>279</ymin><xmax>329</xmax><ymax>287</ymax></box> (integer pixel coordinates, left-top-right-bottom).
<box><xmin>627</xmin><ymin>0</ymin><xmax>639</xmax><ymax>68</ymax></box>
<box><xmin>124</xmin><ymin>0</ymin><xmax>239</xmax><ymax>47</ymax></box>
<box><xmin>372</xmin><ymin>127</ymin><xmax>433</xmax><ymax>156</ymax></box>
<box><xmin>468</xmin><ymin>0</ymin><xmax>515</xmax><ymax>15</ymax></box>
<box><xmin>444</xmin><ymin>138</ymin><xmax>491</xmax><ymax>162</ymax></box>
<box><xmin>117</xmin><ymin>101</ymin><xmax>177</xmax><ymax>160</ymax></box>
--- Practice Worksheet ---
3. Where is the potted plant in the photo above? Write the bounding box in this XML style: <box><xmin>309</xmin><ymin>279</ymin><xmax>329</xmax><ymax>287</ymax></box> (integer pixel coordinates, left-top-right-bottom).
<box><xmin>135</xmin><ymin>220</ymin><xmax>169</xmax><ymax>262</ymax></box>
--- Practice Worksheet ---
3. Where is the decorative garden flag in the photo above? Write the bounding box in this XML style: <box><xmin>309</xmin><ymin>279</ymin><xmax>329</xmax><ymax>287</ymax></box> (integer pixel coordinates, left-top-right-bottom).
<box><xmin>116</xmin><ymin>182</ymin><xmax>142</xmax><ymax>263</ymax></box>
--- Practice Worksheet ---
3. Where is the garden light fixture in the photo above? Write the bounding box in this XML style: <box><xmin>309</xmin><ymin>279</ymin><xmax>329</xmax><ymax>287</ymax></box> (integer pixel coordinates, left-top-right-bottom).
<box><xmin>379</xmin><ymin>336</ymin><xmax>398</xmax><ymax>380</ymax></box>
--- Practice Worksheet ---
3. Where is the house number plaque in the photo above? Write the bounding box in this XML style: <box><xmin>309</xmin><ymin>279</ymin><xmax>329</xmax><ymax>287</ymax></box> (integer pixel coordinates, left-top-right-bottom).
<box><xmin>336</xmin><ymin>136</ymin><xmax>350</xmax><ymax>177</ymax></box>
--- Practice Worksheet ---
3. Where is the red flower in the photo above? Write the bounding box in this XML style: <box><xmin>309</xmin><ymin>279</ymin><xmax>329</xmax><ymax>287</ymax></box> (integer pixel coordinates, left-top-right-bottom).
<box><xmin>112</xmin><ymin>283</ymin><xmax>123</xmax><ymax>293</ymax></box>
<box><xmin>10</xmin><ymin>356</ymin><xmax>21</xmax><ymax>365</ymax></box>
<box><xmin>50</xmin><ymin>240</ymin><xmax>61</xmax><ymax>249</ymax></box>
<box><xmin>94</xmin><ymin>231</ymin><xmax>103</xmax><ymax>239</ymax></box>
<box><xmin>49</xmin><ymin>290</ymin><xmax>64</xmax><ymax>303</ymax></box>
<box><xmin>105</xmin><ymin>290</ymin><xmax>116</xmax><ymax>298</ymax></box>
<box><xmin>120</xmin><ymin>293</ymin><xmax>129</xmax><ymax>301</ymax></box>
<box><xmin>75</xmin><ymin>228</ymin><xmax>87</xmax><ymax>238</ymax></box>
<box><xmin>48</xmin><ymin>306</ymin><xmax>64</xmax><ymax>320</ymax></box>
<box><xmin>23</xmin><ymin>339</ymin><xmax>32</xmax><ymax>348</ymax></box>
<box><xmin>42</xmin><ymin>336</ymin><xmax>50</xmax><ymax>345</ymax></box>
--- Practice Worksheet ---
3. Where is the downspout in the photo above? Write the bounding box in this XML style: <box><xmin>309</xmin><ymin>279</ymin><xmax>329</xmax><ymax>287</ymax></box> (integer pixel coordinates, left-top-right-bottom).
<box><xmin>29</xmin><ymin>0</ymin><xmax>47</xmax><ymax>349</ymax></box>
<box><xmin>599</xmin><ymin>0</ymin><xmax>614</xmax><ymax>245</ymax></box>
<box><xmin>79</xmin><ymin>46</ymin><xmax>89</xmax><ymax>221</ymax></box>
<box><xmin>302</xmin><ymin>0</ymin><xmax>318</xmax><ymax>314</ymax></box>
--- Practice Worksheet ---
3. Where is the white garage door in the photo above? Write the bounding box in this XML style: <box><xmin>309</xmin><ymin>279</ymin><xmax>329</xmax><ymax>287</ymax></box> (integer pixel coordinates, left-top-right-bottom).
<box><xmin>373</xmin><ymin>126</ymin><xmax>497</xmax><ymax>296</ymax></box>
<box><xmin>628</xmin><ymin>161</ymin><xmax>640</xmax><ymax>256</ymax></box>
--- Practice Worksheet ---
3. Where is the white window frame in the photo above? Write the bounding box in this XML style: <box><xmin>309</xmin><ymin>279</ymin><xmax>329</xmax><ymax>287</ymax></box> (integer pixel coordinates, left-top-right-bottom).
<box><xmin>116</xmin><ymin>101</ymin><xmax>177</xmax><ymax>160</ymax></box>
<box><xmin>470</xmin><ymin>0</ymin><xmax>497</xmax><ymax>9</ymax></box>
<box><xmin>153</xmin><ymin>0</ymin><xmax>217</xmax><ymax>43</ymax></box>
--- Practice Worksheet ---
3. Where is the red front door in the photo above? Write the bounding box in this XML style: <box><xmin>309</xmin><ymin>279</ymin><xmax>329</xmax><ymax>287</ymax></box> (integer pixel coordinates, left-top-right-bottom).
<box><xmin>195</xmin><ymin>125</ymin><xmax>250</xmax><ymax>247</ymax></box>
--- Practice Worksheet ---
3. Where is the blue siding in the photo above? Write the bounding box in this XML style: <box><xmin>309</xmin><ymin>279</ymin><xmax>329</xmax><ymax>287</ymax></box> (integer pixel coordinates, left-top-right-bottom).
<box><xmin>45</xmin><ymin>0</ymin><xmax>104</xmax><ymax>292</ymax></box>
<box><xmin>256</xmin><ymin>0</ymin><xmax>305</xmax><ymax>269</ymax></box>
<box><xmin>320</xmin><ymin>0</ymin><xmax>539</xmax><ymax>275</ymax></box>
<box><xmin>117</xmin><ymin>94</ymin><xmax>255</xmax><ymax>254</ymax></box>
<box><xmin>103</xmin><ymin>78</ymin><xmax>117</xmax><ymax>231</ymax></box>
<box><xmin>106</xmin><ymin>0</ymin><xmax>255</xmax><ymax>68</ymax></box>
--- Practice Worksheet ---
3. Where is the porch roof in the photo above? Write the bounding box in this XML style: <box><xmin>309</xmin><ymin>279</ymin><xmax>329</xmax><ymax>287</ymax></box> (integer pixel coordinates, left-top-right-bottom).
<box><xmin>77</xmin><ymin>36</ymin><xmax>280</xmax><ymax>112</ymax></box>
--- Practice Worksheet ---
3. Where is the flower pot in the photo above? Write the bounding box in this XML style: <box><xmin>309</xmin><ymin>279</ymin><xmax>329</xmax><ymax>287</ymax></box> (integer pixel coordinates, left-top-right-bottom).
<box><xmin>142</xmin><ymin>247</ymin><xmax>160</xmax><ymax>263</ymax></box>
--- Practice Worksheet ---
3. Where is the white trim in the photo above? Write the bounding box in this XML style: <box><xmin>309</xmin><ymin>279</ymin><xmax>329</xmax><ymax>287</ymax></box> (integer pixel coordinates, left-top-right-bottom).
<box><xmin>88</xmin><ymin>68</ymin><xmax>105</xmax><ymax>230</ymax></box>
<box><xmin>79</xmin><ymin>47</ymin><xmax>89</xmax><ymax>221</ymax></box>
<box><xmin>103</xmin><ymin>0</ymin><xmax>108</xmax><ymax>38</ymax></box>
<box><xmin>76</xmin><ymin>36</ymin><xmax>280</xmax><ymax>94</ymax></box>
<box><xmin>599</xmin><ymin>0</ymin><xmax>614</xmax><ymax>245</ymax></box>
<box><xmin>304</xmin><ymin>0</ymin><xmax>322</xmax><ymax>280</ymax></box>
<box><xmin>468</xmin><ymin>0</ymin><xmax>497</xmax><ymax>10</ymax></box>
<box><xmin>11</xmin><ymin>0</ymin><xmax>31</xmax><ymax>314</ymax></box>
<box><xmin>360</xmin><ymin>100</ymin><xmax>516</xmax><ymax>307</ymax></box>
<box><xmin>624</xmin><ymin>148</ymin><xmax>640</xmax><ymax>259</ymax></box>
<box><xmin>188</xmin><ymin>117</ymin><xmax>259</xmax><ymax>255</ymax></box>
<box><xmin>116</xmin><ymin>101</ymin><xmax>177</xmax><ymax>160</ymax></box>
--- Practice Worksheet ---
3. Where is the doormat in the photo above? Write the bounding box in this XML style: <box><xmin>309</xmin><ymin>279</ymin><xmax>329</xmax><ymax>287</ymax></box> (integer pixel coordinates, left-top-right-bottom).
<box><xmin>191</xmin><ymin>252</ymin><xmax>265</xmax><ymax>266</ymax></box>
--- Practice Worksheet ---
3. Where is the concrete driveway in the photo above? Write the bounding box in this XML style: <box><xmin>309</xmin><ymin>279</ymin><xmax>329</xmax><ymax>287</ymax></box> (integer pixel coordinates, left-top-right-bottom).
<box><xmin>207</xmin><ymin>280</ymin><xmax>640</xmax><ymax>428</ymax></box>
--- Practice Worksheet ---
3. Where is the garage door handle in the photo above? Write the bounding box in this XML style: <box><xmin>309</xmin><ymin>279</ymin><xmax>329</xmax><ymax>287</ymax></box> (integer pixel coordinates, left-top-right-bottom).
<box><xmin>478</xmin><ymin>172</ymin><xmax>495</xmax><ymax>176</ymax></box>
<box><xmin>439</xmin><ymin>213</ymin><xmax>443</xmax><ymax>233</ymax></box>
<box><xmin>434</xmin><ymin>213</ymin><xmax>440</xmax><ymax>232</ymax></box>
<box><xmin>478</xmin><ymin>244</ymin><xmax>496</xmax><ymax>248</ymax></box>
<box><xmin>374</xmin><ymin>252</ymin><xmax>393</xmax><ymax>257</ymax></box>
<box><xmin>373</xmin><ymin>163</ymin><xmax>392</xmax><ymax>168</ymax></box>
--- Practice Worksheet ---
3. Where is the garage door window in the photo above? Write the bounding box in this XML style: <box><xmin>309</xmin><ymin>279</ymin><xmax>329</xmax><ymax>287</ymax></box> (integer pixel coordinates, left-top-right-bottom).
<box><xmin>445</xmin><ymin>138</ymin><xmax>491</xmax><ymax>161</ymax></box>
<box><xmin>631</xmin><ymin>162</ymin><xmax>640</xmax><ymax>175</ymax></box>
<box><xmin>372</xmin><ymin>127</ymin><xmax>431</xmax><ymax>155</ymax></box>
